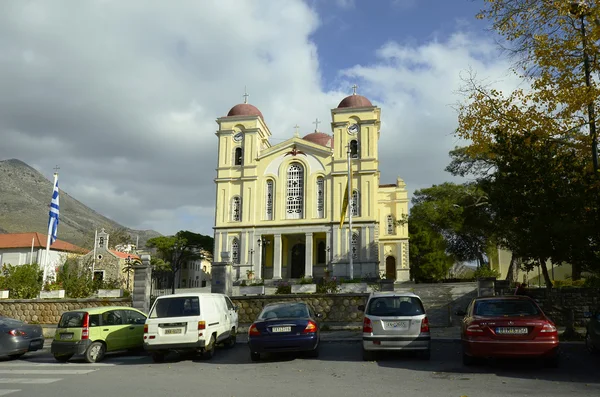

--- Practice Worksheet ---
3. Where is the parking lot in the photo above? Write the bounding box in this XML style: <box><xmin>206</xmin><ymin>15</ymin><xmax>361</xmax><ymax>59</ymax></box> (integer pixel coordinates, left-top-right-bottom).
<box><xmin>0</xmin><ymin>340</ymin><xmax>598</xmax><ymax>397</ymax></box>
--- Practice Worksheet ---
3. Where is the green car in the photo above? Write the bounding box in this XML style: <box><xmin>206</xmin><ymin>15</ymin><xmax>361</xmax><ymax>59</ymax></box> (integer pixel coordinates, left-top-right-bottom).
<box><xmin>51</xmin><ymin>306</ymin><xmax>147</xmax><ymax>363</ymax></box>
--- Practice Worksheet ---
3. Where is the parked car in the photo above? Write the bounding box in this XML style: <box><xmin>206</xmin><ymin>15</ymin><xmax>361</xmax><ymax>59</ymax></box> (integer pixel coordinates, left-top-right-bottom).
<box><xmin>358</xmin><ymin>292</ymin><xmax>431</xmax><ymax>361</ymax></box>
<box><xmin>247</xmin><ymin>302</ymin><xmax>321</xmax><ymax>362</ymax></box>
<box><xmin>143</xmin><ymin>293</ymin><xmax>238</xmax><ymax>362</ymax></box>
<box><xmin>51</xmin><ymin>306</ymin><xmax>147</xmax><ymax>363</ymax></box>
<box><xmin>457</xmin><ymin>295</ymin><xmax>559</xmax><ymax>367</ymax></box>
<box><xmin>584</xmin><ymin>309</ymin><xmax>600</xmax><ymax>354</ymax></box>
<box><xmin>0</xmin><ymin>315</ymin><xmax>44</xmax><ymax>359</ymax></box>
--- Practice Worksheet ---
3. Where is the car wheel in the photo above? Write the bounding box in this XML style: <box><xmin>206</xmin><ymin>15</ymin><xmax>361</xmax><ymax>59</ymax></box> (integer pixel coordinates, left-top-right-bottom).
<box><xmin>53</xmin><ymin>353</ymin><xmax>73</xmax><ymax>362</ymax></box>
<box><xmin>250</xmin><ymin>352</ymin><xmax>260</xmax><ymax>362</ymax></box>
<box><xmin>224</xmin><ymin>329</ymin><xmax>236</xmax><ymax>348</ymax></box>
<box><xmin>84</xmin><ymin>341</ymin><xmax>106</xmax><ymax>363</ymax></box>
<box><xmin>585</xmin><ymin>332</ymin><xmax>598</xmax><ymax>354</ymax></box>
<box><xmin>307</xmin><ymin>346</ymin><xmax>320</xmax><ymax>358</ymax></box>
<box><xmin>462</xmin><ymin>352</ymin><xmax>476</xmax><ymax>366</ymax></box>
<box><xmin>203</xmin><ymin>335</ymin><xmax>216</xmax><ymax>359</ymax></box>
<box><xmin>151</xmin><ymin>352</ymin><xmax>166</xmax><ymax>363</ymax></box>
<box><xmin>362</xmin><ymin>348</ymin><xmax>375</xmax><ymax>361</ymax></box>
<box><xmin>8</xmin><ymin>353</ymin><xmax>25</xmax><ymax>360</ymax></box>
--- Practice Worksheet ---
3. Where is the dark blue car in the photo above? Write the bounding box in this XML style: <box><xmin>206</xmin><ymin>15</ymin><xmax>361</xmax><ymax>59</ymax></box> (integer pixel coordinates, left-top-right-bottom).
<box><xmin>248</xmin><ymin>302</ymin><xmax>321</xmax><ymax>361</ymax></box>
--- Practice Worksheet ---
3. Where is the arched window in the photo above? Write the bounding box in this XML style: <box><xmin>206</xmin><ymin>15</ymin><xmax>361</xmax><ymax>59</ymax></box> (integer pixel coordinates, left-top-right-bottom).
<box><xmin>387</xmin><ymin>214</ymin><xmax>395</xmax><ymax>234</ymax></box>
<box><xmin>231</xmin><ymin>196</ymin><xmax>241</xmax><ymax>222</ymax></box>
<box><xmin>265</xmin><ymin>180</ymin><xmax>274</xmax><ymax>220</ymax></box>
<box><xmin>351</xmin><ymin>189</ymin><xmax>360</xmax><ymax>217</ymax></box>
<box><xmin>351</xmin><ymin>232</ymin><xmax>359</xmax><ymax>260</ymax></box>
<box><xmin>231</xmin><ymin>238</ymin><xmax>240</xmax><ymax>264</ymax></box>
<box><xmin>286</xmin><ymin>163</ymin><xmax>304</xmax><ymax>219</ymax></box>
<box><xmin>350</xmin><ymin>140</ymin><xmax>359</xmax><ymax>158</ymax></box>
<box><xmin>316</xmin><ymin>177</ymin><xmax>324</xmax><ymax>218</ymax></box>
<box><xmin>317</xmin><ymin>241</ymin><xmax>326</xmax><ymax>264</ymax></box>
<box><xmin>234</xmin><ymin>147</ymin><xmax>243</xmax><ymax>166</ymax></box>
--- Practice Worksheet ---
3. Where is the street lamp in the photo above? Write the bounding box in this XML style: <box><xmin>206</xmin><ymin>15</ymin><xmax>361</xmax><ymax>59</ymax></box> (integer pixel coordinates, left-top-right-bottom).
<box><xmin>570</xmin><ymin>0</ymin><xmax>599</xmax><ymax>173</ymax></box>
<box><xmin>257</xmin><ymin>237</ymin><xmax>270</xmax><ymax>280</ymax></box>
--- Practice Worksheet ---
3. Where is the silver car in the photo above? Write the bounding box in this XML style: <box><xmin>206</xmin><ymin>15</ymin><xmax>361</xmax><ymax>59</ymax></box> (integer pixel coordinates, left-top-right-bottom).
<box><xmin>0</xmin><ymin>315</ymin><xmax>44</xmax><ymax>359</ymax></box>
<box><xmin>359</xmin><ymin>292</ymin><xmax>431</xmax><ymax>360</ymax></box>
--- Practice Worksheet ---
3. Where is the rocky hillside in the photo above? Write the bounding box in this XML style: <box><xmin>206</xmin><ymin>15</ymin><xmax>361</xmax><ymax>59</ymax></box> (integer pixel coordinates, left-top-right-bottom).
<box><xmin>0</xmin><ymin>159</ymin><xmax>161</xmax><ymax>248</ymax></box>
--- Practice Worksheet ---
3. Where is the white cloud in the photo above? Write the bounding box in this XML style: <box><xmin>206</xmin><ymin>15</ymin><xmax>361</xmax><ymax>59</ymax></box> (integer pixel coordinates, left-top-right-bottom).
<box><xmin>0</xmin><ymin>0</ymin><xmax>517</xmax><ymax>238</ymax></box>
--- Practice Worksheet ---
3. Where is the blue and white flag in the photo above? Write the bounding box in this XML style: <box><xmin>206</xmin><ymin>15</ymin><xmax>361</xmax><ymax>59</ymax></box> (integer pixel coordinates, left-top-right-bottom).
<box><xmin>47</xmin><ymin>176</ymin><xmax>60</xmax><ymax>245</ymax></box>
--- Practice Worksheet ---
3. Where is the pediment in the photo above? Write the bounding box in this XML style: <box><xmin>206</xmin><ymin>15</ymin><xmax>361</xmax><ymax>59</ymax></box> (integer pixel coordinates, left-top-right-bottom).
<box><xmin>257</xmin><ymin>137</ymin><xmax>331</xmax><ymax>160</ymax></box>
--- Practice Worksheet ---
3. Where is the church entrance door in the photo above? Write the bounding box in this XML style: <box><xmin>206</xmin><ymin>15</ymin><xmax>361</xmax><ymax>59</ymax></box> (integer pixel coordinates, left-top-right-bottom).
<box><xmin>386</xmin><ymin>256</ymin><xmax>396</xmax><ymax>280</ymax></box>
<box><xmin>291</xmin><ymin>243</ymin><xmax>305</xmax><ymax>278</ymax></box>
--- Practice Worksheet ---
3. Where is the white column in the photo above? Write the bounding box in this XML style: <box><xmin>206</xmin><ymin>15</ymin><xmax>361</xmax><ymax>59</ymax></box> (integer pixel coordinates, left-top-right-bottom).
<box><xmin>304</xmin><ymin>232</ymin><xmax>313</xmax><ymax>278</ymax></box>
<box><xmin>221</xmin><ymin>232</ymin><xmax>229</xmax><ymax>259</ymax></box>
<box><xmin>273</xmin><ymin>234</ymin><xmax>282</xmax><ymax>279</ymax></box>
<box><xmin>326</xmin><ymin>230</ymin><xmax>332</xmax><ymax>264</ymax></box>
<box><xmin>214</xmin><ymin>232</ymin><xmax>222</xmax><ymax>262</ymax></box>
<box><xmin>332</xmin><ymin>228</ymin><xmax>338</xmax><ymax>260</ymax></box>
<box><xmin>240</xmin><ymin>231</ymin><xmax>247</xmax><ymax>267</ymax></box>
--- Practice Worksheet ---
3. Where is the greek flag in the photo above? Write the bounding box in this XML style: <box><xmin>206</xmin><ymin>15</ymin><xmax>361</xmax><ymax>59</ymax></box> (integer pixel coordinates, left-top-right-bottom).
<box><xmin>47</xmin><ymin>176</ymin><xmax>60</xmax><ymax>245</ymax></box>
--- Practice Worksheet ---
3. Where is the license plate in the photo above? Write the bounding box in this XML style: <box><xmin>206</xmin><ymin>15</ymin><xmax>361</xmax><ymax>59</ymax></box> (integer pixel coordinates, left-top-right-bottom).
<box><xmin>164</xmin><ymin>328</ymin><xmax>183</xmax><ymax>335</ymax></box>
<box><xmin>272</xmin><ymin>326</ymin><xmax>291</xmax><ymax>333</ymax></box>
<box><xmin>30</xmin><ymin>340</ymin><xmax>43</xmax><ymax>347</ymax></box>
<box><xmin>496</xmin><ymin>327</ymin><xmax>528</xmax><ymax>335</ymax></box>
<box><xmin>60</xmin><ymin>333</ymin><xmax>73</xmax><ymax>340</ymax></box>
<box><xmin>385</xmin><ymin>321</ymin><xmax>409</xmax><ymax>329</ymax></box>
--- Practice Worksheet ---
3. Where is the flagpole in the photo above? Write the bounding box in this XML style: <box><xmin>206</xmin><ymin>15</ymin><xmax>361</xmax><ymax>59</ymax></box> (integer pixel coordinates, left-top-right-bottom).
<box><xmin>347</xmin><ymin>144</ymin><xmax>354</xmax><ymax>279</ymax></box>
<box><xmin>43</xmin><ymin>172</ymin><xmax>58</xmax><ymax>284</ymax></box>
<box><xmin>92</xmin><ymin>229</ymin><xmax>98</xmax><ymax>278</ymax></box>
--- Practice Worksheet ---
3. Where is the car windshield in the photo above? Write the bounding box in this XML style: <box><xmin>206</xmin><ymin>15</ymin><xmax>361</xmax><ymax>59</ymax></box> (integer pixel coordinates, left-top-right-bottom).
<box><xmin>150</xmin><ymin>296</ymin><xmax>200</xmax><ymax>318</ymax></box>
<box><xmin>58</xmin><ymin>312</ymin><xmax>86</xmax><ymax>328</ymax></box>
<box><xmin>259</xmin><ymin>303</ymin><xmax>309</xmax><ymax>319</ymax></box>
<box><xmin>366</xmin><ymin>296</ymin><xmax>424</xmax><ymax>317</ymax></box>
<box><xmin>473</xmin><ymin>299</ymin><xmax>540</xmax><ymax>317</ymax></box>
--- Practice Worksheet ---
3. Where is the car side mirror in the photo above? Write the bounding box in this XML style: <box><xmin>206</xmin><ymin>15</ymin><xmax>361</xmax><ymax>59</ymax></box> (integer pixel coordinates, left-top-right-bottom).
<box><xmin>584</xmin><ymin>311</ymin><xmax>592</xmax><ymax>318</ymax></box>
<box><xmin>358</xmin><ymin>305</ymin><xmax>365</xmax><ymax>311</ymax></box>
<box><xmin>234</xmin><ymin>306</ymin><xmax>239</xmax><ymax>312</ymax></box>
<box><xmin>455</xmin><ymin>309</ymin><xmax>467</xmax><ymax>316</ymax></box>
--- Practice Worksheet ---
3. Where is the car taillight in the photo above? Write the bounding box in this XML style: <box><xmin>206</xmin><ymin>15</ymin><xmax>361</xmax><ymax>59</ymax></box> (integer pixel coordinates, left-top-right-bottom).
<box><xmin>420</xmin><ymin>316</ymin><xmax>430</xmax><ymax>333</ymax></box>
<box><xmin>303</xmin><ymin>320</ymin><xmax>317</xmax><ymax>334</ymax></box>
<box><xmin>465</xmin><ymin>324</ymin><xmax>484</xmax><ymax>336</ymax></box>
<box><xmin>541</xmin><ymin>322</ymin><xmax>557</xmax><ymax>333</ymax></box>
<box><xmin>198</xmin><ymin>321</ymin><xmax>206</xmax><ymax>330</ymax></box>
<box><xmin>8</xmin><ymin>330</ymin><xmax>26</xmax><ymax>337</ymax></box>
<box><xmin>81</xmin><ymin>312</ymin><xmax>89</xmax><ymax>340</ymax></box>
<box><xmin>363</xmin><ymin>317</ymin><xmax>373</xmax><ymax>333</ymax></box>
<box><xmin>144</xmin><ymin>324</ymin><xmax>148</xmax><ymax>334</ymax></box>
<box><xmin>248</xmin><ymin>324</ymin><xmax>260</xmax><ymax>336</ymax></box>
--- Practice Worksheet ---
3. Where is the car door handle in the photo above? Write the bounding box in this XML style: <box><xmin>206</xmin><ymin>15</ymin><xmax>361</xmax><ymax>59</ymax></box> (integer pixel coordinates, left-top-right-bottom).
<box><xmin>103</xmin><ymin>329</ymin><xmax>109</xmax><ymax>331</ymax></box>
<box><xmin>129</xmin><ymin>327</ymin><xmax>135</xmax><ymax>330</ymax></box>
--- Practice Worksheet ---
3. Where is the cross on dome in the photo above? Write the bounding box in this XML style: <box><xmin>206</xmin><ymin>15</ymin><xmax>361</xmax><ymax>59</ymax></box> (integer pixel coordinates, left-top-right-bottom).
<box><xmin>313</xmin><ymin>118</ymin><xmax>321</xmax><ymax>132</ymax></box>
<box><xmin>352</xmin><ymin>84</ymin><xmax>358</xmax><ymax>95</ymax></box>
<box><xmin>294</xmin><ymin>124</ymin><xmax>300</xmax><ymax>137</ymax></box>
<box><xmin>243</xmin><ymin>86</ymin><xmax>249</xmax><ymax>104</ymax></box>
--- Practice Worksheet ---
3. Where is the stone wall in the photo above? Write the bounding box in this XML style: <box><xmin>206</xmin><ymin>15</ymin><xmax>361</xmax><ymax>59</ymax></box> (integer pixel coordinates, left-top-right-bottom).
<box><xmin>0</xmin><ymin>298</ymin><xmax>131</xmax><ymax>324</ymax></box>
<box><xmin>231</xmin><ymin>282</ymin><xmax>479</xmax><ymax>327</ymax></box>
<box><xmin>497</xmin><ymin>287</ymin><xmax>600</xmax><ymax>326</ymax></box>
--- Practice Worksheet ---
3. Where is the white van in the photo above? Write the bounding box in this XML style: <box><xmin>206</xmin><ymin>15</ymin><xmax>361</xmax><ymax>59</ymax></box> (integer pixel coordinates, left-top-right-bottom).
<box><xmin>143</xmin><ymin>292</ymin><xmax>238</xmax><ymax>362</ymax></box>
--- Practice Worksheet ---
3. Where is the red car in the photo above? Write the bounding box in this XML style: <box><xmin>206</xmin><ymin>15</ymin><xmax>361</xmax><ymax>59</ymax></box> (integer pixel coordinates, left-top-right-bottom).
<box><xmin>458</xmin><ymin>296</ymin><xmax>559</xmax><ymax>367</ymax></box>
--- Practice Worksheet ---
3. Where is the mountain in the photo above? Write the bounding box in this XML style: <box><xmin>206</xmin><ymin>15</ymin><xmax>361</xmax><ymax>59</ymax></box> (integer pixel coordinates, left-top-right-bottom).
<box><xmin>0</xmin><ymin>159</ymin><xmax>162</xmax><ymax>248</ymax></box>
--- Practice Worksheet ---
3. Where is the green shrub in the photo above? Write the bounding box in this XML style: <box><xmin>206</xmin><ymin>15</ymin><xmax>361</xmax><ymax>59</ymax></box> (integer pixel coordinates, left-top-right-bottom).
<box><xmin>275</xmin><ymin>283</ymin><xmax>291</xmax><ymax>294</ymax></box>
<box><xmin>316</xmin><ymin>278</ymin><xmax>340</xmax><ymax>293</ymax></box>
<box><xmin>473</xmin><ymin>266</ymin><xmax>500</xmax><ymax>279</ymax></box>
<box><xmin>299</xmin><ymin>276</ymin><xmax>313</xmax><ymax>285</ymax></box>
<box><xmin>0</xmin><ymin>263</ymin><xmax>43</xmax><ymax>299</ymax></box>
<box><xmin>57</xmin><ymin>259</ymin><xmax>97</xmax><ymax>298</ymax></box>
<box><xmin>584</xmin><ymin>276</ymin><xmax>600</xmax><ymax>288</ymax></box>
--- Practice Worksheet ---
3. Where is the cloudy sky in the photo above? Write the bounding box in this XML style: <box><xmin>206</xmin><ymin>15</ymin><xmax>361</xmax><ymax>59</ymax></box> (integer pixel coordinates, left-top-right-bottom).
<box><xmin>0</xmin><ymin>0</ymin><xmax>520</xmax><ymax>237</ymax></box>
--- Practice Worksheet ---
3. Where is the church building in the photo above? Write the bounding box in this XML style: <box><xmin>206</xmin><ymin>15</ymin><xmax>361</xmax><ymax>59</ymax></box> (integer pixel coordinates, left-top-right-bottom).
<box><xmin>212</xmin><ymin>89</ymin><xmax>410</xmax><ymax>282</ymax></box>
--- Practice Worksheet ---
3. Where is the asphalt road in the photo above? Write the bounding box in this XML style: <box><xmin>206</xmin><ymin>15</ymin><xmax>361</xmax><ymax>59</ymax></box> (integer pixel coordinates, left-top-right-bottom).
<box><xmin>0</xmin><ymin>341</ymin><xmax>598</xmax><ymax>397</ymax></box>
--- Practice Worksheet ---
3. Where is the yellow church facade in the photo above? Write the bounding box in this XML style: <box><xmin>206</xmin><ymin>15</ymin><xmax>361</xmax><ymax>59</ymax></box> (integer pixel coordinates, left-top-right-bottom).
<box><xmin>212</xmin><ymin>91</ymin><xmax>409</xmax><ymax>282</ymax></box>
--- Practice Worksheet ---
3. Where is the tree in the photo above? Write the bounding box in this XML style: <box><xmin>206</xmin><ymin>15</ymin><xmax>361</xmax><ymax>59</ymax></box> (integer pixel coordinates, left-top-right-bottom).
<box><xmin>410</xmin><ymin>183</ymin><xmax>495</xmax><ymax>267</ymax></box>
<box><xmin>146</xmin><ymin>231</ymin><xmax>214</xmax><ymax>293</ymax></box>
<box><xmin>408</xmin><ymin>220</ymin><xmax>455</xmax><ymax>282</ymax></box>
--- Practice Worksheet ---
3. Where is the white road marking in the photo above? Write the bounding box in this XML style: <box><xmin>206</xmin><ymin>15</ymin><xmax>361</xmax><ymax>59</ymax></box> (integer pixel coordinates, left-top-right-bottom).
<box><xmin>0</xmin><ymin>362</ymin><xmax>114</xmax><ymax>367</ymax></box>
<box><xmin>0</xmin><ymin>378</ymin><xmax>61</xmax><ymax>384</ymax></box>
<box><xmin>0</xmin><ymin>369</ymin><xmax>96</xmax><ymax>375</ymax></box>
<box><xmin>0</xmin><ymin>390</ymin><xmax>20</xmax><ymax>396</ymax></box>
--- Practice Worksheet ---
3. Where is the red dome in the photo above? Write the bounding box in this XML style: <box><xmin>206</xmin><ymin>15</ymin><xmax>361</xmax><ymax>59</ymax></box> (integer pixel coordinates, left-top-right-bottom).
<box><xmin>302</xmin><ymin>132</ymin><xmax>334</xmax><ymax>148</ymax></box>
<box><xmin>226</xmin><ymin>103</ymin><xmax>264</xmax><ymax>119</ymax></box>
<box><xmin>337</xmin><ymin>94</ymin><xmax>373</xmax><ymax>108</ymax></box>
